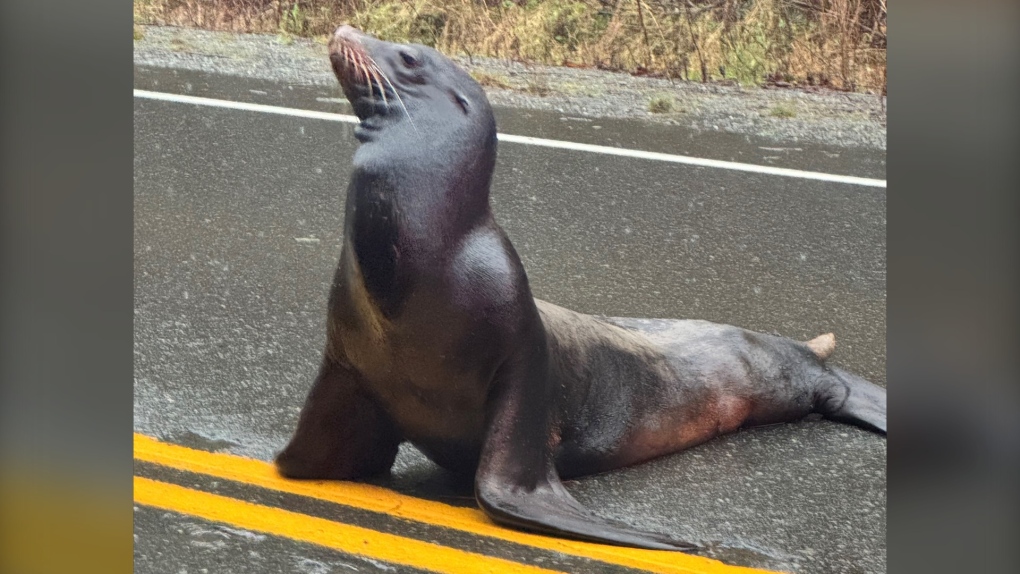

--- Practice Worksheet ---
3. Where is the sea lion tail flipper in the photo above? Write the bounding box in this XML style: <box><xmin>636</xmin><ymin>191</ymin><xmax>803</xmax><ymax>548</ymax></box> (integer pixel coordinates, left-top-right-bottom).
<box><xmin>815</xmin><ymin>366</ymin><xmax>887</xmax><ymax>434</ymax></box>
<box><xmin>475</xmin><ymin>350</ymin><xmax>698</xmax><ymax>551</ymax></box>
<box><xmin>275</xmin><ymin>359</ymin><xmax>403</xmax><ymax>480</ymax></box>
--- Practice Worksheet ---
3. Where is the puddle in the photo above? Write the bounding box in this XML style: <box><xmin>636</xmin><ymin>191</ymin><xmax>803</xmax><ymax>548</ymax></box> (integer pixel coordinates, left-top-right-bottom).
<box><xmin>696</xmin><ymin>539</ymin><xmax>801</xmax><ymax>572</ymax></box>
<box><xmin>172</xmin><ymin>430</ymin><xmax>241</xmax><ymax>453</ymax></box>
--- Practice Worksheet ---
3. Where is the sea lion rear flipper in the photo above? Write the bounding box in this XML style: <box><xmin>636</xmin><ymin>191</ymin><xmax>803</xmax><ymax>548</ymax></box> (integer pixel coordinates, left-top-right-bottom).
<box><xmin>276</xmin><ymin>359</ymin><xmax>403</xmax><ymax>479</ymax></box>
<box><xmin>815</xmin><ymin>366</ymin><xmax>887</xmax><ymax>434</ymax></box>
<box><xmin>474</xmin><ymin>349</ymin><xmax>698</xmax><ymax>551</ymax></box>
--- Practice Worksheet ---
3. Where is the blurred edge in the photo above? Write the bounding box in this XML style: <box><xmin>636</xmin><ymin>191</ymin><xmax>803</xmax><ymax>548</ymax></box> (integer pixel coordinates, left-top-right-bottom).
<box><xmin>891</xmin><ymin>1</ymin><xmax>1020</xmax><ymax>574</ymax></box>
<box><xmin>0</xmin><ymin>1</ymin><xmax>134</xmax><ymax>574</ymax></box>
<box><xmin>0</xmin><ymin>1</ymin><xmax>1016</xmax><ymax>574</ymax></box>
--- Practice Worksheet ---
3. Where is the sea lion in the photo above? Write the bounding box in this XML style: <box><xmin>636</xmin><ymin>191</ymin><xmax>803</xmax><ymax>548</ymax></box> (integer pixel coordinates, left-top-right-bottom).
<box><xmin>275</xmin><ymin>25</ymin><xmax>887</xmax><ymax>551</ymax></box>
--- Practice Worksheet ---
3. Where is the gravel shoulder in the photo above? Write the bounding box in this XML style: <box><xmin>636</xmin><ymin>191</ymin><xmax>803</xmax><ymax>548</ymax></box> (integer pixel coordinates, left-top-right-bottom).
<box><xmin>134</xmin><ymin>25</ymin><xmax>887</xmax><ymax>151</ymax></box>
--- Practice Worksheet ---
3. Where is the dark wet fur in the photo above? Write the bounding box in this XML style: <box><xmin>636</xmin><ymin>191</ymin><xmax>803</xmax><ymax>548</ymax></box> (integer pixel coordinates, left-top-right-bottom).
<box><xmin>276</xmin><ymin>26</ymin><xmax>886</xmax><ymax>553</ymax></box>
<box><xmin>539</xmin><ymin>303</ymin><xmax>885</xmax><ymax>479</ymax></box>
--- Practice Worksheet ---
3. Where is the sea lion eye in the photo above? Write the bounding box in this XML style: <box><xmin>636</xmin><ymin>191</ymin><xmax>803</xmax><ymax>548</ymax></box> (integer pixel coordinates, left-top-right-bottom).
<box><xmin>399</xmin><ymin>51</ymin><xmax>419</xmax><ymax>67</ymax></box>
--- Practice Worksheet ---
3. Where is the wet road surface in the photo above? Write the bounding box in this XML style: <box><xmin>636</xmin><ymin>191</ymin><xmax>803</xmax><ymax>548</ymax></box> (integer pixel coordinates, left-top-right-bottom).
<box><xmin>133</xmin><ymin>66</ymin><xmax>886</xmax><ymax>573</ymax></box>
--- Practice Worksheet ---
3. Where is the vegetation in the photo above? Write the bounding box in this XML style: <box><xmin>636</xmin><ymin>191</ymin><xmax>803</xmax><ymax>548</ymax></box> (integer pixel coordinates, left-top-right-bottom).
<box><xmin>470</xmin><ymin>71</ymin><xmax>512</xmax><ymax>89</ymax></box>
<box><xmin>648</xmin><ymin>94</ymin><xmax>675</xmax><ymax>113</ymax></box>
<box><xmin>133</xmin><ymin>0</ymin><xmax>887</xmax><ymax>92</ymax></box>
<box><xmin>768</xmin><ymin>103</ymin><xmax>796</xmax><ymax>118</ymax></box>
<box><xmin>524</xmin><ymin>74</ymin><xmax>552</xmax><ymax>96</ymax></box>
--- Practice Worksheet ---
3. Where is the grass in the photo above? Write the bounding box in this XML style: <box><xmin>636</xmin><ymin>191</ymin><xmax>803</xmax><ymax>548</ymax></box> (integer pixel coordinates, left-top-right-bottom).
<box><xmin>648</xmin><ymin>95</ymin><xmax>675</xmax><ymax>114</ymax></box>
<box><xmin>134</xmin><ymin>25</ymin><xmax>144</xmax><ymax>41</ymax></box>
<box><xmin>558</xmin><ymin>81</ymin><xmax>603</xmax><ymax>97</ymax></box>
<box><xmin>132</xmin><ymin>0</ymin><xmax>887</xmax><ymax>93</ymax></box>
<box><xmin>769</xmin><ymin>103</ymin><xmax>797</xmax><ymax>118</ymax></box>
<box><xmin>523</xmin><ymin>75</ymin><xmax>552</xmax><ymax>97</ymax></box>
<box><xmin>471</xmin><ymin>71</ymin><xmax>512</xmax><ymax>90</ymax></box>
<box><xmin>279</xmin><ymin>1</ymin><xmax>307</xmax><ymax>36</ymax></box>
<box><xmin>169</xmin><ymin>38</ymin><xmax>190</xmax><ymax>52</ymax></box>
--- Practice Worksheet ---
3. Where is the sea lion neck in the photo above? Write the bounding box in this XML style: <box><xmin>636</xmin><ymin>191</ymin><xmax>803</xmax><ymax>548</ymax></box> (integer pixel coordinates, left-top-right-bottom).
<box><xmin>330</xmin><ymin>26</ymin><xmax>499</xmax><ymax>236</ymax></box>
<box><xmin>348</xmin><ymin>122</ymin><xmax>497</xmax><ymax>242</ymax></box>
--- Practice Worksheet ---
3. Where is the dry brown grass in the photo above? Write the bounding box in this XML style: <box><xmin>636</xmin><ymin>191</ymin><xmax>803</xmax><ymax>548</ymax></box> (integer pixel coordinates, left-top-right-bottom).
<box><xmin>133</xmin><ymin>0</ymin><xmax>887</xmax><ymax>92</ymax></box>
<box><xmin>648</xmin><ymin>94</ymin><xmax>676</xmax><ymax>113</ymax></box>
<box><xmin>470</xmin><ymin>70</ymin><xmax>512</xmax><ymax>89</ymax></box>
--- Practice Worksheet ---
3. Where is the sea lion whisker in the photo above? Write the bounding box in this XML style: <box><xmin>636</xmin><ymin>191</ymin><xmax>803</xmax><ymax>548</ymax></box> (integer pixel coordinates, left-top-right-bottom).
<box><xmin>349</xmin><ymin>49</ymin><xmax>363</xmax><ymax>83</ymax></box>
<box><xmin>343</xmin><ymin>45</ymin><xmax>354</xmax><ymax>75</ymax></box>
<box><xmin>357</xmin><ymin>59</ymin><xmax>374</xmax><ymax>101</ymax></box>
<box><xmin>368</xmin><ymin>66</ymin><xmax>388</xmax><ymax>108</ymax></box>
<box><xmin>375</xmin><ymin>73</ymin><xmax>388</xmax><ymax>107</ymax></box>
<box><xmin>370</xmin><ymin>62</ymin><xmax>420</xmax><ymax>137</ymax></box>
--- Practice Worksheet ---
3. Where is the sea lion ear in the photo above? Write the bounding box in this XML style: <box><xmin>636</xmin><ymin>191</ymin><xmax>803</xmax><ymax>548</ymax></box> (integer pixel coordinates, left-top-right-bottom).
<box><xmin>453</xmin><ymin>92</ymin><xmax>471</xmax><ymax>114</ymax></box>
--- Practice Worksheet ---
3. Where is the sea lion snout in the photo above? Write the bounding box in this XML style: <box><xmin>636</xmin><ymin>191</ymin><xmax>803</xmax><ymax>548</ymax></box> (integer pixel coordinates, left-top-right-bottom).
<box><xmin>328</xmin><ymin>25</ymin><xmax>366</xmax><ymax>67</ymax></box>
<box><xmin>327</xmin><ymin>25</ymin><xmax>395</xmax><ymax>121</ymax></box>
<box><xmin>333</xmin><ymin>24</ymin><xmax>359</xmax><ymax>40</ymax></box>
<box><xmin>331</xmin><ymin>24</ymin><xmax>372</xmax><ymax>49</ymax></box>
<box><xmin>332</xmin><ymin>25</ymin><xmax>369</xmax><ymax>51</ymax></box>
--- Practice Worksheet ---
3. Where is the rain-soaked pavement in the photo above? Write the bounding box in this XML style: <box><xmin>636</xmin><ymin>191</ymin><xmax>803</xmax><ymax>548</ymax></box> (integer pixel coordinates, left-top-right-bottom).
<box><xmin>133</xmin><ymin>66</ymin><xmax>886</xmax><ymax>574</ymax></box>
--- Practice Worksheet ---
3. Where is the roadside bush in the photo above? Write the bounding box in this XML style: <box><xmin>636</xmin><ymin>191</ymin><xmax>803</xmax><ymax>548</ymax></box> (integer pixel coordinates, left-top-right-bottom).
<box><xmin>134</xmin><ymin>0</ymin><xmax>887</xmax><ymax>92</ymax></box>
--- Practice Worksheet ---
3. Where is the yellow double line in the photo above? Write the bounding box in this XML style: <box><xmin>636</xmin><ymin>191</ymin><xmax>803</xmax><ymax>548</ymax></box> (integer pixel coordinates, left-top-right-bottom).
<box><xmin>133</xmin><ymin>433</ymin><xmax>773</xmax><ymax>574</ymax></box>
<box><xmin>134</xmin><ymin>477</ymin><xmax>551</xmax><ymax>574</ymax></box>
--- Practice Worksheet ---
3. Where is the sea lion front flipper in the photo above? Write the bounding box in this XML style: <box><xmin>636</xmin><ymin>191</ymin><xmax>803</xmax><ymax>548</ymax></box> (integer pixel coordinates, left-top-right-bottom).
<box><xmin>476</xmin><ymin>474</ymin><xmax>698</xmax><ymax>551</ymax></box>
<box><xmin>276</xmin><ymin>359</ymin><xmax>403</xmax><ymax>480</ymax></box>
<box><xmin>474</xmin><ymin>349</ymin><xmax>698</xmax><ymax>551</ymax></box>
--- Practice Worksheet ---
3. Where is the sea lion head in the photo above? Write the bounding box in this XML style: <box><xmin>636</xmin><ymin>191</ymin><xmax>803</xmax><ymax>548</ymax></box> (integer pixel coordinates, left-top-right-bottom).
<box><xmin>328</xmin><ymin>25</ymin><xmax>495</xmax><ymax>150</ymax></box>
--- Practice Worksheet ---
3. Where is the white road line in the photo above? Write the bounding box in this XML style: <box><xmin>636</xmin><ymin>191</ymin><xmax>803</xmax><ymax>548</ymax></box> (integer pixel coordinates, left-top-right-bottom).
<box><xmin>135</xmin><ymin>89</ymin><xmax>359</xmax><ymax>124</ymax></box>
<box><xmin>134</xmin><ymin>89</ymin><xmax>886</xmax><ymax>188</ymax></box>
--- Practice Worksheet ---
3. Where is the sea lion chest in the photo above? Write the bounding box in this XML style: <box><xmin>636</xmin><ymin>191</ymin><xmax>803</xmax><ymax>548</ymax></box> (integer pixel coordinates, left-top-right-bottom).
<box><xmin>330</xmin><ymin>183</ymin><xmax>524</xmax><ymax>467</ymax></box>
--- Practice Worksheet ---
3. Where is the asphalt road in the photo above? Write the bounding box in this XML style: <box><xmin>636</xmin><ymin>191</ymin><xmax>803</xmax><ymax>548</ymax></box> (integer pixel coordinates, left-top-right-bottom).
<box><xmin>133</xmin><ymin>66</ymin><xmax>886</xmax><ymax>574</ymax></box>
